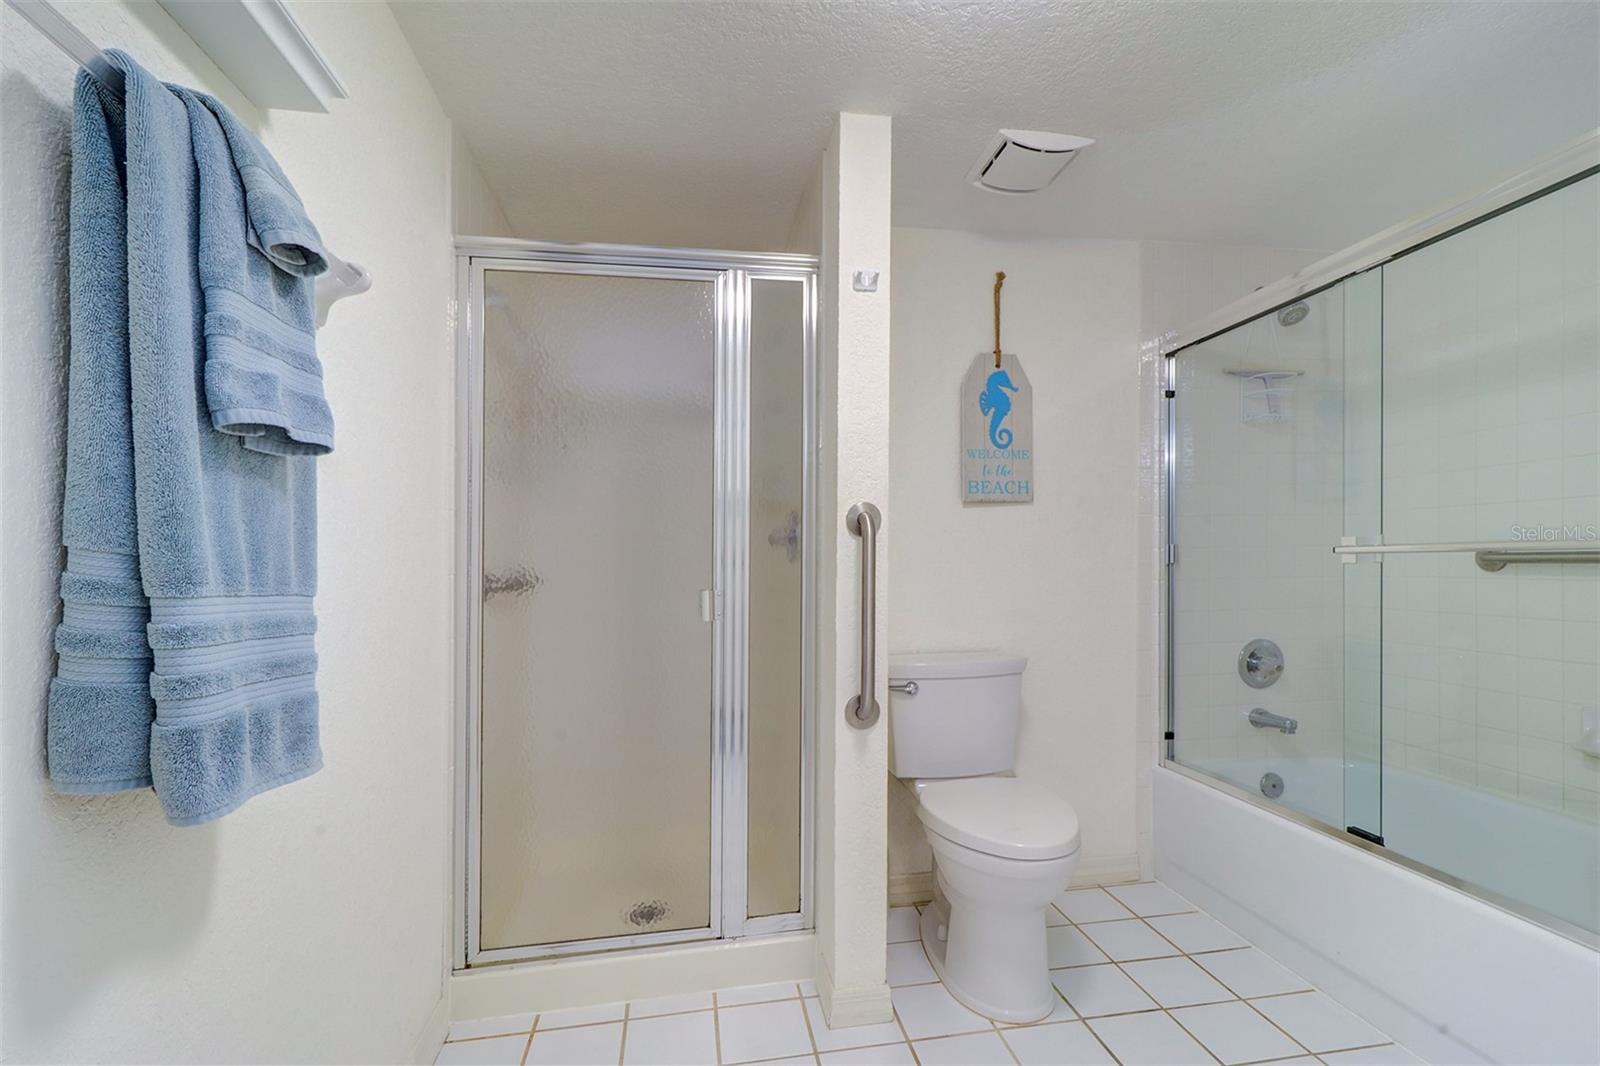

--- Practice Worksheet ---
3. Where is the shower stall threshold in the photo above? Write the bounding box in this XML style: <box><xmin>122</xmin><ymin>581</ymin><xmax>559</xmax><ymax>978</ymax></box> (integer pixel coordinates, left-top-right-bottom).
<box><xmin>450</xmin><ymin>930</ymin><xmax>815</xmax><ymax>1027</ymax></box>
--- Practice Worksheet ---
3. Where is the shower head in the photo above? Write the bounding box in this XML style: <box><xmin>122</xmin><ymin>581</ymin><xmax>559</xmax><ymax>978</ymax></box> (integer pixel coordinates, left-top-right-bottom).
<box><xmin>1277</xmin><ymin>301</ymin><xmax>1310</xmax><ymax>327</ymax></box>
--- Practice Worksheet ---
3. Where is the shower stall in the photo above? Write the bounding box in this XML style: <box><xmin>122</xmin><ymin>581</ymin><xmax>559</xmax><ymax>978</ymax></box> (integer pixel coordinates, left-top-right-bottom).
<box><xmin>1154</xmin><ymin>141</ymin><xmax>1598</xmax><ymax>1062</ymax></box>
<box><xmin>453</xmin><ymin>241</ymin><xmax>816</xmax><ymax>966</ymax></box>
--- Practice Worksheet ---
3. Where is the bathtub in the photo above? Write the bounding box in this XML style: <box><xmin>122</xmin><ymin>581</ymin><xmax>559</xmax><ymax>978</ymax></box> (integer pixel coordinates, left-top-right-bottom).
<box><xmin>1183</xmin><ymin>754</ymin><xmax>1599</xmax><ymax>933</ymax></box>
<box><xmin>1156</xmin><ymin>762</ymin><xmax>1600</xmax><ymax>1065</ymax></box>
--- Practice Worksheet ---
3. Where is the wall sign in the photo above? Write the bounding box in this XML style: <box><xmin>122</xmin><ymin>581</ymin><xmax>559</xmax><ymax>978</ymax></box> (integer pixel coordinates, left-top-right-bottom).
<box><xmin>962</xmin><ymin>351</ymin><xmax>1033</xmax><ymax>502</ymax></box>
<box><xmin>962</xmin><ymin>270</ymin><xmax>1033</xmax><ymax>503</ymax></box>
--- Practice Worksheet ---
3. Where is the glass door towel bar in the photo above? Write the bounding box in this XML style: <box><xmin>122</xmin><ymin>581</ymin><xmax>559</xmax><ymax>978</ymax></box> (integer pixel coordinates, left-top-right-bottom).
<box><xmin>1333</xmin><ymin>540</ymin><xmax>1600</xmax><ymax>572</ymax></box>
<box><xmin>1332</xmin><ymin>540</ymin><xmax>1600</xmax><ymax>554</ymax></box>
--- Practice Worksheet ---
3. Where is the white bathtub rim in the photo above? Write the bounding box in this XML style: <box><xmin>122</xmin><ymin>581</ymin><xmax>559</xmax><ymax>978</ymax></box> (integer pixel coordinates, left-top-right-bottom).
<box><xmin>1155</xmin><ymin>764</ymin><xmax>1600</xmax><ymax>1066</ymax></box>
<box><xmin>1159</xmin><ymin>757</ymin><xmax>1599</xmax><ymax>950</ymax></box>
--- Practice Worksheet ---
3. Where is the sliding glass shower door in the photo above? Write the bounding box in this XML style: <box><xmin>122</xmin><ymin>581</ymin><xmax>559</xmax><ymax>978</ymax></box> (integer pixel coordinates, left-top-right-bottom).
<box><xmin>459</xmin><ymin>247</ymin><xmax>816</xmax><ymax>965</ymax></box>
<box><xmin>1167</xmin><ymin>169</ymin><xmax>1600</xmax><ymax>940</ymax></box>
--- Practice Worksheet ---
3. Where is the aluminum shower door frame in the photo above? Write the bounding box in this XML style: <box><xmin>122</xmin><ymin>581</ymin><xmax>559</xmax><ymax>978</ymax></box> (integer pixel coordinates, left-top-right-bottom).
<box><xmin>1154</xmin><ymin>132</ymin><xmax>1600</xmax><ymax>949</ymax></box>
<box><xmin>453</xmin><ymin>239</ymin><xmax>818</xmax><ymax>968</ymax></box>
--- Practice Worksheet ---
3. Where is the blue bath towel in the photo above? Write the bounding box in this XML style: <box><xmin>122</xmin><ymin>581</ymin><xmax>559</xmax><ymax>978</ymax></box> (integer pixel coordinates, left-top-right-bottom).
<box><xmin>47</xmin><ymin>52</ymin><xmax>334</xmax><ymax>825</ymax></box>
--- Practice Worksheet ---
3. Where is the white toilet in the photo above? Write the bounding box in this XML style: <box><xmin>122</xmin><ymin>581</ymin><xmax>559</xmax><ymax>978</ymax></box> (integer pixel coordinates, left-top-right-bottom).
<box><xmin>887</xmin><ymin>652</ymin><xmax>1080</xmax><ymax>1023</ymax></box>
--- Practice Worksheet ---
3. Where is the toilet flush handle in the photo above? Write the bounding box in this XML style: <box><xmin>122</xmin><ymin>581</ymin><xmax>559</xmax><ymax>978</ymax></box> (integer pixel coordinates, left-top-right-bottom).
<box><xmin>888</xmin><ymin>681</ymin><xmax>918</xmax><ymax>696</ymax></box>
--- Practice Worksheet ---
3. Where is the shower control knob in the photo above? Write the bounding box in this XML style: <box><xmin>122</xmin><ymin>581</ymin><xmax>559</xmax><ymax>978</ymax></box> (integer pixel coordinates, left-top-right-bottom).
<box><xmin>1238</xmin><ymin>639</ymin><xmax>1284</xmax><ymax>689</ymax></box>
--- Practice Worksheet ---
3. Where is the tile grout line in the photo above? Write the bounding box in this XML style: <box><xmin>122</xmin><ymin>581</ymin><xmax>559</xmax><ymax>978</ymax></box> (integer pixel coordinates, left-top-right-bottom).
<box><xmin>710</xmin><ymin>993</ymin><xmax>723</xmax><ymax>1066</ymax></box>
<box><xmin>1134</xmin><ymin>911</ymin><xmax>1194</xmax><ymax>957</ymax></box>
<box><xmin>983</xmin><ymin>1004</ymin><xmax>1023</xmax><ymax>1066</ymax></box>
<box><xmin>1066</xmin><ymin>885</ymin><xmax>1318</xmax><ymax>1066</ymax></box>
<box><xmin>1103</xmin><ymin>955</ymin><xmax>1225</xmax><ymax>1066</ymax></box>
<box><xmin>1074</xmin><ymin>1013</ymin><xmax>1125</xmax><ymax>1066</ymax></box>
<box><xmin>518</xmin><ymin>1015</ymin><xmax>538</xmax><ymax>1066</ymax></box>
<box><xmin>1070</xmin><ymin>885</ymin><xmax>1395</xmax><ymax>1064</ymax></box>
<box><xmin>617</xmin><ymin>1000</ymin><xmax>630</xmax><ymax>1066</ymax></box>
<box><xmin>1113</xmin><ymin>902</ymin><xmax>1324</xmax><ymax>1062</ymax></box>
<box><xmin>1008</xmin><ymin>927</ymin><xmax>1136</xmax><ymax>1066</ymax></box>
<box><xmin>887</xmin><ymin>993</ymin><xmax>923</xmax><ymax>1065</ymax></box>
<box><xmin>443</xmin><ymin>1027</ymin><xmax>535</xmax><ymax>1045</ymax></box>
<box><xmin>1157</xmin><ymin>1002</ymin><xmax>1228</xmax><ymax>1066</ymax></box>
<box><xmin>793</xmin><ymin>981</ymin><xmax>821</xmax><ymax>1064</ymax></box>
<box><xmin>1109</xmin><ymin>952</ymin><xmax>1222</xmax><ymax>1012</ymax></box>
<box><xmin>1237</xmin><ymin>991</ymin><xmax>1317</xmax><ymax>1060</ymax></box>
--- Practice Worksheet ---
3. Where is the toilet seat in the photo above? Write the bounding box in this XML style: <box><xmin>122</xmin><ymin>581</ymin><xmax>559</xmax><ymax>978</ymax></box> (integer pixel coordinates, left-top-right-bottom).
<box><xmin>914</xmin><ymin>777</ymin><xmax>1080</xmax><ymax>861</ymax></box>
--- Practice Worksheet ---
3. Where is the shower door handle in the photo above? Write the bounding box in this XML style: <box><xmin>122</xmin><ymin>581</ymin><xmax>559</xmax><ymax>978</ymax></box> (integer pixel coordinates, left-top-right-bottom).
<box><xmin>845</xmin><ymin>503</ymin><xmax>882</xmax><ymax>730</ymax></box>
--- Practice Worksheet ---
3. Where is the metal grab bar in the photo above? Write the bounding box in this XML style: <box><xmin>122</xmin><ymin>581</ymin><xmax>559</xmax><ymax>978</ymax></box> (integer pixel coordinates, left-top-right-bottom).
<box><xmin>845</xmin><ymin>502</ymin><xmax>882</xmax><ymax>730</ymax></box>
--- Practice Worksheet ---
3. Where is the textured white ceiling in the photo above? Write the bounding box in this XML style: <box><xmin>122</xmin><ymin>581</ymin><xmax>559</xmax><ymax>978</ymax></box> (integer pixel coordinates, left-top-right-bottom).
<box><xmin>394</xmin><ymin>1</ymin><xmax>1599</xmax><ymax>251</ymax></box>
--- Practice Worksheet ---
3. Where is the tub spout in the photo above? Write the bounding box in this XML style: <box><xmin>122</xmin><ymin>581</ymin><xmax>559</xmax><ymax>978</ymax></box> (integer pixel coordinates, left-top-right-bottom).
<box><xmin>1248</xmin><ymin>707</ymin><xmax>1298</xmax><ymax>734</ymax></box>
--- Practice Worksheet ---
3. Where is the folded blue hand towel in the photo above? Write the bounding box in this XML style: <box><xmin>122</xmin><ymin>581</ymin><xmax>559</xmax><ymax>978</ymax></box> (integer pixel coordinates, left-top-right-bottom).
<box><xmin>47</xmin><ymin>52</ymin><xmax>334</xmax><ymax>825</ymax></box>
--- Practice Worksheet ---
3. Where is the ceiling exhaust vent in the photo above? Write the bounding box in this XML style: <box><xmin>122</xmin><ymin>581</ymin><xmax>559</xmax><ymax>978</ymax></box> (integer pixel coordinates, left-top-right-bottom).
<box><xmin>968</xmin><ymin>129</ymin><xmax>1095</xmax><ymax>195</ymax></box>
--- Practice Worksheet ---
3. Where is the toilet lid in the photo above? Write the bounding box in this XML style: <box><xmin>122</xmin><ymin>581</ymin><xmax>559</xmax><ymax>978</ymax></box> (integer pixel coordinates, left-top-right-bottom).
<box><xmin>916</xmin><ymin>777</ymin><xmax>1080</xmax><ymax>861</ymax></box>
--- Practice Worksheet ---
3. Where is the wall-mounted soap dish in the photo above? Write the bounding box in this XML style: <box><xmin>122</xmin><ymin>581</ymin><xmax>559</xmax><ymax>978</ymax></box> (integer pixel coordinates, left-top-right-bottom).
<box><xmin>1226</xmin><ymin>369</ymin><xmax>1302</xmax><ymax>424</ymax></box>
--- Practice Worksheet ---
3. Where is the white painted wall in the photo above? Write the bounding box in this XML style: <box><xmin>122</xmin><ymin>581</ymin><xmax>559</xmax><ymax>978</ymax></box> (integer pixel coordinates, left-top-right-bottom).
<box><xmin>888</xmin><ymin>230</ymin><xmax>1143</xmax><ymax>890</ymax></box>
<box><xmin>452</xmin><ymin>127</ymin><xmax>513</xmax><ymax>238</ymax></box>
<box><xmin>0</xmin><ymin>3</ymin><xmax>456</xmax><ymax>1061</ymax></box>
<box><xmin>887</xmin><ymin>234</ymin><xmax>1325</xmax><ymax>892</ymax></box>
<box><xmin>813</xmin><ymin>113</ymin><xmax>893</xmax><ymax>1027</ymax></box>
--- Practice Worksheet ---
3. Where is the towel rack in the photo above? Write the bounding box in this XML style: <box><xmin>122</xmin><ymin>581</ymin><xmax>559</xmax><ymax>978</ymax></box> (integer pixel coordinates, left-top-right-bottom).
<box><xmin>5</xmin><ymin>0</ymin><xmax>371</xmax><ymax>324</ymax></box>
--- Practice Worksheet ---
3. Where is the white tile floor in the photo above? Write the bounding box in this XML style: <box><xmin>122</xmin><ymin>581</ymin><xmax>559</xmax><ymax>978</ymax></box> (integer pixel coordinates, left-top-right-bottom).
<box><xmin>437</xmin><ymin>880</ymin><xmax>1421</xmax><ymax>1066</ymax></box>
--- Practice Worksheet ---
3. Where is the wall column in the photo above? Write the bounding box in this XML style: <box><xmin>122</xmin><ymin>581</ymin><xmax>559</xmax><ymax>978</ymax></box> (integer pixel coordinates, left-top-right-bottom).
<box><xmin>812</xmin><ymin>112</ymin><xmax>893</xmax><ymax>1027</ymax></box>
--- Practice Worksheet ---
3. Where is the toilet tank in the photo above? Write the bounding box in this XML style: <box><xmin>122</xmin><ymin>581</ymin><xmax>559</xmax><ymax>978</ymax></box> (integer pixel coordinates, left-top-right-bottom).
<box><xmin>887</xmin><ymin>652</ymin><xmax>1027</xmax><ymax>779</ymax></box>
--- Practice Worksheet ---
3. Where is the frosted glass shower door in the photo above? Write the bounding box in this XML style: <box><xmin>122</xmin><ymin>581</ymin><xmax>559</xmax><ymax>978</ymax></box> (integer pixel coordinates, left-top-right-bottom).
<box><xmin>477</xmin><ymin>268</ymin><xmax>716</xmax><ymax>952</ymax></box>
<box><xmin>747</xmin><ymin>278</ymin><xmax>807</xmax><ymax>919</ymax></box>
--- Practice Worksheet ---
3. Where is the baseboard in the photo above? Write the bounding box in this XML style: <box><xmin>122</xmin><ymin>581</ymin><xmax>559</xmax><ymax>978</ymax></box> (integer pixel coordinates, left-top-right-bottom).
<box><xmin>813</xmin><ymin>950</ymin><xmax>894</xmax><ymax>1028</ymax></box>
<box><xmin>889</xmin><ymin>852</ymin><xmax>1142</xmax><ymax>909</ymax></box>
<box><xmin>1070</xmin><ymin>852</ymin><xmax>1142</xmax><ymax>888</ymax></box>
<box><xmin>410</xmin><ymin>992</ymin><xmax>450</xmax><ymax>1065</ymax></box>
<box><xmin>888</xmin><ymin>872</ymin><xmax>934</xmax><ymax>907</ymax></box>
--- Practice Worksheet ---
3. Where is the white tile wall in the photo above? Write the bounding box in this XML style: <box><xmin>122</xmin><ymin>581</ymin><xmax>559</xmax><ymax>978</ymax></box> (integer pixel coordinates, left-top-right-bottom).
<box><xmin>1168</xmin><ymin>291</ymin><xmax>1350</xmax><ymax>782</ymax></box>
<box><xmin>1374</xmin><ymin>174</ymin><xmax>1600</xmax><ymax>820</ymax></box>
<box><xmin>1139</xmin><ymin>245</ymin><xmax>1329</xmax><ymax>873</ymax></box>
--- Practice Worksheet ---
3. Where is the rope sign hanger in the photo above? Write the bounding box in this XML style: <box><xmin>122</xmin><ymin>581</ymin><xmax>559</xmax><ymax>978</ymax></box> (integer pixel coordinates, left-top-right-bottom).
<box><xmin>992</xmin><ymin>271</ymin><xmax>1006</xmax><ymax>368</ymax></box>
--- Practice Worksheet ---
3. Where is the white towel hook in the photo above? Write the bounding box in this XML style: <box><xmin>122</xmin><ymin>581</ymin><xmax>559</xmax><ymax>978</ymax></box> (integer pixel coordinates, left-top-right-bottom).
<box><xmin>314</xmin><ymin>253</ymin><xmax>372</xmax><ymax>327</ymax></box>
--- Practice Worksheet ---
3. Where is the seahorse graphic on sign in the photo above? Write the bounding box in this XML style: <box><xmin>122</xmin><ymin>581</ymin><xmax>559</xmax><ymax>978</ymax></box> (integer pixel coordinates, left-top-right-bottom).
<box><xmin>978</xmin><ymin>369</ymin><xmax>1019</xmax><ymax>448</ymax></box>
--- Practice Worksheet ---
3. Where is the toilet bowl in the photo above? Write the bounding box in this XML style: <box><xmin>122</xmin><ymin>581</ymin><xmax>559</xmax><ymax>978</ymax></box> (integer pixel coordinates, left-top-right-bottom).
<box><xmin>912</xmin><ymin>776</ymin><xmax>1080</xmax><ymax>1022</ymax></box>
<box><xmin>887</xmin><ymin>652</ymin><xmax>1081</xmax><ymax>1023</ymax></box>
